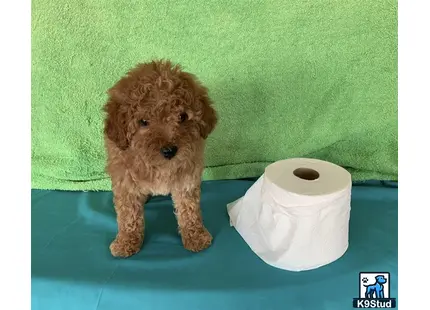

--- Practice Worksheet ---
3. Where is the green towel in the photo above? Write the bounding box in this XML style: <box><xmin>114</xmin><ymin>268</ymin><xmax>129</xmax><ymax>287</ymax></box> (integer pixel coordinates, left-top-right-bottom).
<box><xmin>31</xmin><ymin>0</ymin><xmax>398</xmax><ymax>191</ymax></box>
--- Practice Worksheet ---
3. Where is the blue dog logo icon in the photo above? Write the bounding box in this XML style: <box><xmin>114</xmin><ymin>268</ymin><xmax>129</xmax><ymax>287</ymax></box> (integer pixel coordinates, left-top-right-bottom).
<box><xmin>363</xmin><ymin>275</ymin><xmax>386</xmax><ymax>299</ymax></box>
<box><xmin>353</xmin><ymin>272</ymin><xmax>396</xmax><ymax>308</ymax></box>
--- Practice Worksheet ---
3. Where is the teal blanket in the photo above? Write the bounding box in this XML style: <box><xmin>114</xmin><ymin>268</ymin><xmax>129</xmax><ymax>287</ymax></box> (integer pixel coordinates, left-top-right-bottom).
<box><xmin>32</xmin><ymin>180</ymin><xmax>398</xmax><ymax>310</ymax></box>
<box><xmin>31</xmin><ymin>1</ymin><xmax>397</xmax><ymax>190</ymax></box>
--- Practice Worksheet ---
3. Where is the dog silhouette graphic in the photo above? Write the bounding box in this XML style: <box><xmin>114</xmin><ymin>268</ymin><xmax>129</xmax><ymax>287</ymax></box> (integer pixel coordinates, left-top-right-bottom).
<box><xmin>364</xmin><ymin>275</ymin><xmax>387</xmax><ymax>298</ymax></box>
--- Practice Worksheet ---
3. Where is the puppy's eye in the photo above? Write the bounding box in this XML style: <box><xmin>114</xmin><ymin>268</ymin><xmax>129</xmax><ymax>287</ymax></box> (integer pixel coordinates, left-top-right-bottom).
<box><xmin>179</xmin><ymin>112</ymin><xmax>188</xmax><ymax>123</ymax></box>
<box><xmin>139</xmin><ymin>119</ymin><xmax>149</xmax><ymax>127</ymax></box>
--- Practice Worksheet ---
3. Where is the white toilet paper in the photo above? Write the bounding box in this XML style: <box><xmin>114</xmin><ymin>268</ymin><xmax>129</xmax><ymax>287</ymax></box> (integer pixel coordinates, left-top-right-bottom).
<box><xmin>227</xmin><ymin>158</ymin><xmax>352</xmax><ymax>272</ymax></box>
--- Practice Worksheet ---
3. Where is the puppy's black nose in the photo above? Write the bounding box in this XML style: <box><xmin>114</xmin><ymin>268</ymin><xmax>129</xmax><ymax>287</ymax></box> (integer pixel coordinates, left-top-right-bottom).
<box><xmin>160</xmin><ymin>145</ymin><xmax>178</xmax><ymax>159</ymax></box>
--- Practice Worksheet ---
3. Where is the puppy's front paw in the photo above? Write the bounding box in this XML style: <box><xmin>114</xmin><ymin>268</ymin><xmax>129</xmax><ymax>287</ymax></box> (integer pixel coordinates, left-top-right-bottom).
<box><xmin>110</xmin><ymin>234</ymin><xmax>143</xmax><ymax>258</ymax></box>
<box><xmin>181</xmin><ymin>226</ymin><xmax>213</xmax><ymax>252</ymax></box>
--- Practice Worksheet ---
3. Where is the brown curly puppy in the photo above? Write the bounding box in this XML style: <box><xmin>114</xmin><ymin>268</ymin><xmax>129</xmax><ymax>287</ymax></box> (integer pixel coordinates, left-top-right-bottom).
<box><xmin>103</xmin><ymin>60</ymin><xmax>217</xmax><ymax>258</ymax></box>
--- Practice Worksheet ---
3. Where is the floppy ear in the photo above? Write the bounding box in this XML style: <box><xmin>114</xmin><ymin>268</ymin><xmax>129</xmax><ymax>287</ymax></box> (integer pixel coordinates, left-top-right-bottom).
<box><xmin>103</xmin><ymin>97</ymin><xmax>131</xmax><ymax>150</ymax></box>
<box><xmin>198</xmin><ymin>95</ymin><xmax>218</xmax><ymax>139</ymax></box>
<box><xmin>177</xmin><ymin>70</ymin><xmax>217</xmax><ymax>139</ymax></box>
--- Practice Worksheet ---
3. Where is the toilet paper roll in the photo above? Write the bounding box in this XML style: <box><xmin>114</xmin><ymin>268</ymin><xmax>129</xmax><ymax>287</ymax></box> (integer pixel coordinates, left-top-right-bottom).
<box><xmin>227</xmin><ymin>158</ymin><xmax>352</xmax><ymax>272</ymax></box>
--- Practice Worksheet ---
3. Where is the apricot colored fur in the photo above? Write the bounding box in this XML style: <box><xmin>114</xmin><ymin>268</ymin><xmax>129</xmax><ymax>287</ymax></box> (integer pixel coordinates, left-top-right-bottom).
<box><xmin>103</xmin><ymin>60</ymin><xmax>217</xmax><ymax>257</ymax></box>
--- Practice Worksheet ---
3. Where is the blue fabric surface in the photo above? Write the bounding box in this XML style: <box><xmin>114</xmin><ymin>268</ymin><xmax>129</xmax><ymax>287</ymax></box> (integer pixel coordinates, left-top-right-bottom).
<box><xmin>31</xmin><ymin>180</ymin><xmax>398</xmax><ymax>310</ymax></box>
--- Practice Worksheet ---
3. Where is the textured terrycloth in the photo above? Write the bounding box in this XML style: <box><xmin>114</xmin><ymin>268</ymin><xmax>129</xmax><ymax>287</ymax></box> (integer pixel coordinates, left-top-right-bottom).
<box><xmin>31</xmin><ymin>0</ymin><xmax>398</xmax><ymax>190</ymax></box>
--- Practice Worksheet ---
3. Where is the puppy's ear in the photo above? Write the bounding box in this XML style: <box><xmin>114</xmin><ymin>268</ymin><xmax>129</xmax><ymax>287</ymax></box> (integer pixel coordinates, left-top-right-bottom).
<box><xmin>178</xmin><ymin>70</ymin><xmax>217</xmax><ymax>139</ymax></box>
<box><xmin>103</xmin><ymin>97</ymin><xmax>131</xmax><ymax>150</ymax></box>
<box><xmin>198</xmin><ymin>95</ymin><xmax>218</xmax><ymax>139</ymax></box>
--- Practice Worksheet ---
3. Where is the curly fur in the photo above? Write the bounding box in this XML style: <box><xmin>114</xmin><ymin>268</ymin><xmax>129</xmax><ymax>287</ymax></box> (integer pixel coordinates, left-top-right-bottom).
<box><xmin>103</xmin><ymin>60</ymin><xmax>217</xmax><ymax>257</ymax></box>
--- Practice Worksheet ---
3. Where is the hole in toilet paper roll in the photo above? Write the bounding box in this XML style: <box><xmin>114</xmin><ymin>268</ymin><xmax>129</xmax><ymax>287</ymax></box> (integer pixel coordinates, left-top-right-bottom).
<box><xmin>293</xmin><ymin>168</ymin><xmax>320</xmax><ymax>181</ymax></box>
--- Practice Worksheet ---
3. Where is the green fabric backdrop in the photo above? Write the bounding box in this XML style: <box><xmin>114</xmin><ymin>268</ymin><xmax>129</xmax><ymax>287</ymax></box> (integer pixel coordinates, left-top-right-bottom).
<box><xmin>31</xmin><ymin>0</ymin><xmax>397</xmax><ymax>190</ymax></box>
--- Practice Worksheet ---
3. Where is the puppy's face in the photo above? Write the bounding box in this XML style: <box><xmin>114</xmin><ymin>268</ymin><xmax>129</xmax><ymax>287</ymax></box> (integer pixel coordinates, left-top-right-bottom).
<box><xmin>104</xmin><ymin>61</ymin><xmax>217</xmax><ymax>167</ymax></box>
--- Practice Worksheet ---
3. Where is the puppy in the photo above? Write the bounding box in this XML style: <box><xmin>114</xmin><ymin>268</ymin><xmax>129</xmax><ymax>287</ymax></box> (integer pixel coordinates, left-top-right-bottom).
<box><xmin>103</xmin><ymin>60</ymin><xmax>217</xmax><ymax>257</ymax></box>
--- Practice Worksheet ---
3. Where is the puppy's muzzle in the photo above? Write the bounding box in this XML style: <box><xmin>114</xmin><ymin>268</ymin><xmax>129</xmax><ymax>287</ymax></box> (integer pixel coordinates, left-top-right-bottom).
<box><xmin>160</xmin><ymin>145</ymin><xmax>178</xmax><ymax>159</ymax></box>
